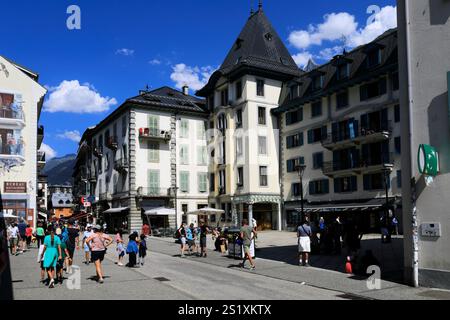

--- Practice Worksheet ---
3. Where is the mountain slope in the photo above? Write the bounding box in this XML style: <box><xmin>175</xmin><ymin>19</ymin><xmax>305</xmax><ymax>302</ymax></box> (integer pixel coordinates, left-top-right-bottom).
<box><xmin>42</xmin><ymin>154</ymin><xmax>76</xmax><ymax>186</ymax></box>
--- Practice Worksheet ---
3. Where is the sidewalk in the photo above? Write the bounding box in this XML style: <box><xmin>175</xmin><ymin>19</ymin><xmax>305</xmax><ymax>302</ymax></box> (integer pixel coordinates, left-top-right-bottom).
<box><xmin>146</xmin><ymin>232</ymin><xmax>450</xmax><ymax>300</ymax></box>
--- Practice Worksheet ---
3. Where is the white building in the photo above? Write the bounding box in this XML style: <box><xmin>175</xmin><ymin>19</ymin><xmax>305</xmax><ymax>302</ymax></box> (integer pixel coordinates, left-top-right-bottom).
<box><xmin>274</xmin><ymin>29</ymin><xmax>402</xmax><ymax>232</ymax></box>
<box><xmin>74</xmin><ymin>86</ymin><xmax>209</xmax><ymax>232</ymax></box>
<box><xmin>0</xmin><ymin>55</ymin><xmax>46</xmax><ymax>227</ymax></box>
<box><xmin>197</xmin><ymin>5</ymin><xmax>301</xmax><ymax>230</ymax></box>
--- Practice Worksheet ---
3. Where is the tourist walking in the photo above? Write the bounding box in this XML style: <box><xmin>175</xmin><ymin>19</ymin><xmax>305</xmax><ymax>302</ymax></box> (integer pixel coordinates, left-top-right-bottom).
<box><xmin>138</xmin><ymin>234</ymin><xmax>147</xmax><ymax>266</ymax></box>
<box><xmin>199</xmin><ymin>221</ymin><xmax>210</xmax><ymax>258</ymax></box>
<box><xmin>25</xmin><ymin>224</ymin><xmax>33</xmax><ymax>249</ymax></box>
<box><xmin>7</xmin><ymin>223</ymin><xmax>19</xmax><ymax>255</ymax></box>
<box><xmin>115</xmin><ymin>229</ymin><xmax>125</xmax><ymax>266</ymax></box>
<box><xmin>82</xmin><ymin>225</ymin><xmax>93</xmax><ymax>265</ymax></box>
<box><xmin>56</xmin><ymin>228</ymin><xmax>70</xmax><ymax>284</ymax></box>
<box><xmin>40</xmin><ymin>226</ymin><xmax>62</xmax><ymax>288</ymax></box>
<box><xmin>126</xmin><ymin>233</ymin><xmax>139</xmax><ymax>267</ymax></box>
<box><xmin>177</xmin><ymin>223</ymin><xmax>187</xmax><ymax>258</ymax></box>
<box><xmin>239</xmin><ymin>219</ymin><xmax>256</xmax><ymax>270</ymax></box>
<box><xmin>65</xmin><ymin>219</ymin><xmax>79</xmax><ymax>273</ymax></box>
<box><xmin>35</xmin><ymin>222</ymin><xmax>45</xmax><ymax>248</ymax></box>
<box><xmin>186</xmin><ymin>224</ymin><xmax>195</xmax><ymax>256</ymax></box>
<box><xmin>297</xmin><ymin>217</ymin><xmax>312</xmax><ymax>267</ymax></box>
<box><xmin>85</xmin><ymin>225</ymin><xmax>112</xmax><ymax>283</ymax></box>
<box><xmin>17</xmin><ymin>219</ymin><xmax>27</xmax><ymax>253</ymax></box>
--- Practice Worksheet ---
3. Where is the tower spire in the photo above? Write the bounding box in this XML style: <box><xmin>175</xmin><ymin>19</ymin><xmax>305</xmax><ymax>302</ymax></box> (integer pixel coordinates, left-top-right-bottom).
<box><xmin>258</xmin><ymin>0</ymin><xmax>263</xmax><ymax>10</ymax></box>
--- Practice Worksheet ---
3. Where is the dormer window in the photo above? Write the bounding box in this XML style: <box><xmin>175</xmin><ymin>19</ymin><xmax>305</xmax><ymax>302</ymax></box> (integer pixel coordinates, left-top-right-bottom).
<box><xmin>265</xmin><ymin>32</ymin><xmax>273</xmax><ymax>41</ymax></box>
<box><xmin>312</xmin><ymin>75</ymin><xmax>323</xmax><ymax>91</ymax></box>
<box><xmin>235</xmin><ymin>38</ymin><xmax>243</xmax><ymax>50</ymax></box>
<box><xmin>337</xmin><ymin>63</ymin><xmax>349</xmax><ymax>80</ymax></box>
<box><xmin>366</xmin><ymin>49</ymin><xmax>382</xmax><ymax>68</ymax></box>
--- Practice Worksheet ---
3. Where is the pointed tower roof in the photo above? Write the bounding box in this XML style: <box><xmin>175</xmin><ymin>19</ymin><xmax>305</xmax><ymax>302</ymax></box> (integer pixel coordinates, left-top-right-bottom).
<box><xmin>197</xmin><ymin>8</ymin><xmax>301</xmax><ymax>96</ymax></box>
<box><xmin>304</xmin><ymin>58</ymin><xmax>319</xmax><ymax>72</ymax></box>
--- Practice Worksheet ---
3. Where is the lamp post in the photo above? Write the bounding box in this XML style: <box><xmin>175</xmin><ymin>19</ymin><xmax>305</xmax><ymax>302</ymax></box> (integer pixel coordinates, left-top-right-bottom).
<box><xmin>295</xmin><ymin>164</ymin><xmax>307</xmax><ymax>227</ymax></box>
<box><xmin>171</xmin><ymin>186</ymin><xmax>179</xmax><ymax>230</ymax></box>
<box><xmin>382</xmin><ymin>163</ymin><xmax>394</xmax><ymax>219</ymax></box>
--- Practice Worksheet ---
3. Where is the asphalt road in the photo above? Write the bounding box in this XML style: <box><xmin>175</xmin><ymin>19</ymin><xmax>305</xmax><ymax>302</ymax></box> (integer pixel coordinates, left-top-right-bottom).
<box><xmin>9</xmin><ymin>244</ymin><xmax>345</xmax><ymax>300</ymax></box>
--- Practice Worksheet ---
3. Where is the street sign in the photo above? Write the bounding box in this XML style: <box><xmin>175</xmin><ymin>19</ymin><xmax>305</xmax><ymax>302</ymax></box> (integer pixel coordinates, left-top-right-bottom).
<box><xmin>418</xmin><ymin>144</ymin><xmax>439</xmax><ymax>177</ymax></box>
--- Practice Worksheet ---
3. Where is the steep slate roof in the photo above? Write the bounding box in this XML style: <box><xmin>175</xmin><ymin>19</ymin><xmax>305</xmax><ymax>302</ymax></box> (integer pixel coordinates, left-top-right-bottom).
<box><xmin>128</xmin><ymin>86</ymin><xmax>207</xmax><ymax>113</ymax></box>
<box><xmin>273</xmin><ymin>28</ymin><xmax>398</xmax><ymax>114</ymax></box>
<box><xmin>197</xmin><ymin>8</ymin><xmax>301</xmax><ymax>96</ymax></box>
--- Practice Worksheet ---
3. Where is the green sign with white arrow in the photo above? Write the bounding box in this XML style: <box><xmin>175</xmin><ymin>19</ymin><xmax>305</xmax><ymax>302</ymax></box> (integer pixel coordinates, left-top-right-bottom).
<box><xmin>418</xmin><ymin>144</ymin><xmax>439</xmax><ymax>177</ymax></box>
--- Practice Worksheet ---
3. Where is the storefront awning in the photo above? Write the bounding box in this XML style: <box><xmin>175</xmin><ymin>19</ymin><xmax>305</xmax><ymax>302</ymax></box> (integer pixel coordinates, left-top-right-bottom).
<box><xmin>103</xmin><ymin>207</ymin><xmax>129</xmax><ymax>214</ymax></box>
<box><xmin>143</xmin><ymin>207</ymin><xmax>175</xmax><ymax>216</ymax></box>
<box><xmin>186</xmin><ymin>208</ymin><xmax>225</xmax><ymax>216</ymax></box>
<box><xmin>295</xmin><ymin>199</ymin><xmax>388</xmax><ymax>213</ymax></box>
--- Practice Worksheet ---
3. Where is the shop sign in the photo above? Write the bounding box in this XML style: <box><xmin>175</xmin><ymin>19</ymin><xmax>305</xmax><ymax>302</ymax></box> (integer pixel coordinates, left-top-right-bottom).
<box><xmin>4</xmin><ymin>182</ymin><xmax>27</xmax><ymax>193</ymax></box>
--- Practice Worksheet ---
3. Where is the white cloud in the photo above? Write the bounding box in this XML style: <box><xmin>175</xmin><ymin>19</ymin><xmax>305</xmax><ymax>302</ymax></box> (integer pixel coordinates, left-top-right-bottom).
<box><xmin>288</xmin><ymin>6</ymin><xmax>397</xmax><ymax>62</ymax></box>
<box><xmin>170</xmin><ymin>64</ymin><xmax>215</xmax><ymax>91</ymax></box>
<box><xmin>44</xmin><ymin>80</ymin><xmax>117</xmax><ymax>114</ymax></box>
<box><xmin>57</xmin><ymin>130</ymin><xmax>81</xmax><ymax>143</ymax></box>
<box><xmin>292</xmin><ymin>52</ymin><xmax>313</xmax><ymax>68</ymax></box>
<box><xmin>149</xmin><ymin>59</ymin><xmax>162</xmax><ymax>65</ymax></box>
<box><xmin>115</xmin><ymin>48</ymin><xmax>135</xmax><ymax>56</ymax></box>
<box><xmin>39</xmin><ymin>143</ymin><xmax>57</xmax><ymax>160</ymax></box>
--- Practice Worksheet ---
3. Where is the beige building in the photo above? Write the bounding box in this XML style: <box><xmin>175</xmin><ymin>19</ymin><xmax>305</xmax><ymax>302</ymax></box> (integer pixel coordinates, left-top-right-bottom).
<box><xmin>197</xmin><ymin>6</ymin><xmax>301</xmax><ymax>230</ymax></box>
<box><xmin>0</xmin><ymin>56</ymin><xmax>46</xmax><ymax>228</ymax></box>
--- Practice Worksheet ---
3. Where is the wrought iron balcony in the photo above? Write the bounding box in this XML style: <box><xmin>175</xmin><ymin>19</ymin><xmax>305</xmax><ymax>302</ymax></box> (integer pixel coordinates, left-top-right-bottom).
<box><xmin>138</xmin><ymin>128</ymin><xmax>171</xmax><ymax>142</ymax></box>
<box><xmin>99</xmin><ymin>192</ymin><xmax>112</xmax><ymax>201</ymax></box>
<box><xmin>106</xmin><ymin>136</ymin><xmax>119</xmax><ymax>151</ymax></box>
<box><xmin>322</xmin><ymin>153</ymin><xmax>394</xmax><ymax>177</ymax></box>
<box><xmin>114</xmin><ymin>158</ymin><xmax>129</xmax><ymax>173</ymax></box>
<box><xmin>137</xmin><ymin>187</ymin><xmax>171</xmax><ymax>198</ymax></box>
<box><xmin>93</xmin><ymin>146</ymin><xmax>103</xmax><ymax>158</ymax></box>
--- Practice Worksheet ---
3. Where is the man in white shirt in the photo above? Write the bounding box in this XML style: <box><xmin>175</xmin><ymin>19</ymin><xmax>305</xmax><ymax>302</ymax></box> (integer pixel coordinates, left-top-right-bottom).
<box><xmin>7</xmin><ymin>224</ymin><xmax>19</xmax><ymax>255</ymax></box>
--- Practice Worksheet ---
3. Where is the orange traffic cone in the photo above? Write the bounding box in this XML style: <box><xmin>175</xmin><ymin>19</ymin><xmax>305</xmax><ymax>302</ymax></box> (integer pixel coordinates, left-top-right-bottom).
<box><xmin>345</xmin><ymin>256</ymin><xmax>353</xmax><ymax>274</ymax></box>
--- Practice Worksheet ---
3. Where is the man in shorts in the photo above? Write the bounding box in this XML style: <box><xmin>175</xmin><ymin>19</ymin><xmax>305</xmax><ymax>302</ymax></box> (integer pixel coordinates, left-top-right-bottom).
<box><xmin>7</xmin><ymin>224</ymin><xmax>19</xmax><ymax>255</ymax></box>
<box><xmin>239</xmin><ymin>219</ymin><xmax>256</xmax><ymax>270</ymax></box>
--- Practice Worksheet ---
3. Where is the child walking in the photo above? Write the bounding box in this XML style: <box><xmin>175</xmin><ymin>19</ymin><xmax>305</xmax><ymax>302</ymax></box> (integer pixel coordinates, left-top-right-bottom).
<box><xmin>126</xmin><ymin>233</ymin><xmax>139</xmax><ymax>267</ymax></box>
<box><xmin>138</xmin><ymin>234</ymin><xmax>147</xmax><ymax>266</ymax></box>
<box><xmin>116</xmin><ymin>232</ymin><xmax>125</xmax><ymax>266</ymax></box>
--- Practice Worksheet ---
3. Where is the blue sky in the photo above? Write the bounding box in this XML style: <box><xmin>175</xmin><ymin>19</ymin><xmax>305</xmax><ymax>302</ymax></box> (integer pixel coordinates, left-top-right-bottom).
<box><xmin>0</xmin><ymin>0</ymin><xmax>396</xmax><ymax>158</ymax></box>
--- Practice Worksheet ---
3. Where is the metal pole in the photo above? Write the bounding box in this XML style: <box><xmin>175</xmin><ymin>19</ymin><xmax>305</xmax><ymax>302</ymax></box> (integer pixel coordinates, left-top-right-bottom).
<box><xmin>174</xmin><ymin>187</ymin><xmax>178</xmax><ymax>229</ymax></box>
<box><xmin>300</xmin><ymin>175</ymin><xmax>304</xmax><ymax>226</ymax></box>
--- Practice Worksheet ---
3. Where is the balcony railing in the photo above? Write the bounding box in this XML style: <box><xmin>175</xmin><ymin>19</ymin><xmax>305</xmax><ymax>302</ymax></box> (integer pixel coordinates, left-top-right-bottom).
<box><xmin>322</xmin><ymin>121</ymin><xmax>393</xmax><ymax>150</ymax></box>
<box><xmin>137</xmin><ymin>187</ymin><xmax>171</xmax><ymax>197</ymax></box>
<box><xmin>37</xmin><ymin>151</ymin><xmax>46</xmax><ymax>162</ymax></box>
<box><xmin>138</xmin><ymin>128</ymin><xmax>171</xmax><ymax>142</ymax></box>
<box><xmin>106</xmin><ymin>136</ymin><xmax>118</xmax><ymax>151</ymax></box>
<box><xmin>114</xmin><ymin>158</ymin><xmax>129</xmax><ymax>173</ymax></box>
<box><xmin>0</xmin><ymin>107</ymin><xmax>25</xmax><ymax>127</ymax></box>
<box><xmin>322</xmin><ymin>153</ymin><xmax>394</xmax><ymax>176</ymax></box>
<box><xmin>99</xmin><ymin>192</ymin><xmax>112</xmax><ymax>201</ymax></box>
<box><xmin>93</xmin><ymin>146</ymin><xmax>103</xmax><ymax>158</ymax></box>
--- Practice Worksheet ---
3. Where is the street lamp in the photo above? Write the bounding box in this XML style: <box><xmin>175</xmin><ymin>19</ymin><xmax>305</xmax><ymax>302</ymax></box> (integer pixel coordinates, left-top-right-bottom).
<box><xmin>170</xmin><ymin>186</ymin><xmax>179</xmax><ymax>229</ymax></box>
<box><xmin>382</xmin><ymin>163</ymin><xmax>394</xmax><ymax>220</ymax></box>
<box><xmin>295</xmin><ymin>164</ymin><xmax>307</xmax><ymax>227</ymax></box>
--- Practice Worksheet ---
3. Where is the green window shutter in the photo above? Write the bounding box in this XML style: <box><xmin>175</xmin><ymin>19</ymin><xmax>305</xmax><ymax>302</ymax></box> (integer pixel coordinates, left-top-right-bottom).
<box><xmin>148</xmin><ymin>170</ymin><xmax>160</xmax><ymax>194</ymax></box>
<box><xmin>148</xmin><ymin>142</ymin><xmax>159</xmax><ymax>163</ymax></box>
<box><xmin>197</xmin><ymin>146</ymin><xmax>207</xmax><ymax>165</ymax></box>
<box><xmin>180</xmin><ymin>120</ymin><xmax>189</xmax><ymax>138</ymax></box>
<box><xmin>180</xmin><ymin>145</ymin><xmax>189</xmax><ymax>164</ymax></box>
<box><xmin>198</xmin><ymin>173</ymin><xmax>207</xmax><ymax>193</ymax></box>
<box><xmin>180</xmin><ymin>172</ymin><xmax>189</xmax><ymax>193</ymax></box>
<box><xmin>197</xmin><ymin>122</ymin><xmax>206</xmax><ymax>140</ymax></box>
<box><xmin>148</xmin><ymin>115</ymin><xmax>159</xmax><ymax>135</ymax></box>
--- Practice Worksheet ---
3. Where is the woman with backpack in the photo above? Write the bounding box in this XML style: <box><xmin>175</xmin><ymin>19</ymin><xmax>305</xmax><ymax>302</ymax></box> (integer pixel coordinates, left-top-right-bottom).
<box><xmin>126</xmin><ymin>233</ymin><xmax>139</xmax><ymax>267</ymax></box>
<box><xmin>85</xmin><ymin>225</ymin><xmax>112</xmax><ymax>283</ymax></box>
<box><xmin>138</xmin><ymin>234</ymin><xmax>147</xmax><ymax>266</ymax></box>
<box><xmin>177</xmin><ymin>223</ymin><xmax>187</xmax><ymax>258</ymax></box>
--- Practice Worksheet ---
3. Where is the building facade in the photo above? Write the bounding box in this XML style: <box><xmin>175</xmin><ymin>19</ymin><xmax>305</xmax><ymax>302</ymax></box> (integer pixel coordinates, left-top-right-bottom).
<box><xmin>197</xmin><ymin>6</ymin><xmax>301</xmax><ymax>231</ymax></box>
<box><xmin>48</xmin><ymin>185</ymin><xmax>74</xmax><ymax>219</ymax></box>
<box><xmin>398</xmin><ymin>0</ymin><xmax>450</xmax><ymax>289</ymax></box>
<box><xmin>0</xmin><ymin>55</ymin><xmax>46</xmax><ymax>228</ymax></box>
<box><xmin>274</xmin><ymin>29</ymin><xmax>401</xmax><ymax>232</ymax></box>
<box><xmin>73</xmin><ymin>86</ymin><xmax>209</xmax><ymax>232</ymax></box>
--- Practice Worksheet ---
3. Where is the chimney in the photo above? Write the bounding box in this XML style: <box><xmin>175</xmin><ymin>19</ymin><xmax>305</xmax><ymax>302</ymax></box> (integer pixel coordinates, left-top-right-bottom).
<box><xmin>182</xmin><ymin>85</ymin><xmax>189</xmax><ymax>95</ymax></box>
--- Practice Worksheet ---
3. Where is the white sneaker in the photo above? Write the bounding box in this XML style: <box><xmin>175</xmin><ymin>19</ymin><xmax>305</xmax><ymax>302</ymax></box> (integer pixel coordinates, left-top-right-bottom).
<box><xmin>118</xmin><ymin>262</ymin><xmax>124</xmax><ymax>266</ymax></box>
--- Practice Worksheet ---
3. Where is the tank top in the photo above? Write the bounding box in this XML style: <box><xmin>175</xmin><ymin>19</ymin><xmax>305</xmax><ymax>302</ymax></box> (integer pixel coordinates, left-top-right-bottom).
<box><xmin>90</xmin><ymin>233</ymin><xmax>107</xmax><ymax>252</ymax></box>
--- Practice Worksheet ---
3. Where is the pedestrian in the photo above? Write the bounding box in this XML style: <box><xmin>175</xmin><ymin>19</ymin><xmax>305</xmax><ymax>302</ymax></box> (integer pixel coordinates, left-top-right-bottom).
<box><xmin>17</xmin><ymin>219</ymin><xmax>27</xmax><ymax>253</ymax></box>
<box><xmin>392</xmin><ymin>216</ymin><xmax>399</xmax><ymax>236</ymax></box>
<box><xmin>177</xmin><ymin>223</ymin><xmax>187</xmax><ymax>258</ymax></box>
<box><xmin>126</xmin><ymin>233</ymin><xmax>139</xmax><ymax>267</ymax></box>
<box><xmin>25</xmin><ymin>224</ymin><xmax>33</xmax><ymax>249</ymax></box>
<box><xmin>56</xmin><ymin>228</ymin><xmax>70</xmax><ymax>284</ymax></box>
<box><xmin>199</xmin><ymin>221</ymin><xmax>210</xmax><ymax>258</ymax></box>
<box><xmin>115</xmin><ymin>230</ymin><xmax>125</xmax><ymax>266</ymax></box>
<box><xmin>141</xmin><ymin>223</ymin><xmax>150</xmax><ymax>237</ymax></box>
<box><xmin>138</xmin><ymin>234</ymin><xmax>147</xmax><ymax>266</ymax></box>
<box><xmin>7</xmin><ymin>223</ymin><xmax>19</xmax><ymax>255</ymax></box>
<box><xmin>65</xmin><ymin>219</ymin><xmax>79</xmax><ymax>273</ymax></box>
<box><xmin>193</xmin><ymin>225</ymin><xmax>200</xmax><ymax>256</ymax></box>
<box><xmin>85</xmin><ymin>225</ymin><xmax>112</xmax><ymax>283</ymax></box>
<box><xmin>333</xmin><ymin>216</ymin><xmax>343</xmax><ymax>254</ymax></box>
<box><xmin>186</xmin><ymin>224</ymin><xmax>195</xmax><ymax>256</ymax></box>
<box><xmin>297</xmin><ymin>217</ymin><xmax>312</xmax><ymax>267</ymax></box>
<box><xmin>35</xmin><ymin>223</ymin><xmax>45</xmax><ymax>248</ymax></box>
<box><xmin>37</xmin><ymin>237</ymin><xmax>46</xmax><ymax>284</ymax></box>
<box><xmin>82</xmin><ymin>225</ymin><xmax>93</xmax><ymax>264</ymax></box>
<box><xmin>239</xmin><ymin>219</ymin><xmax>256</xmax><ymax>270</ymax></box>
<box><xmin>40</xmin><ymin>225</ymin><xmax>62</xmax><ymax>288</ymax></box>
